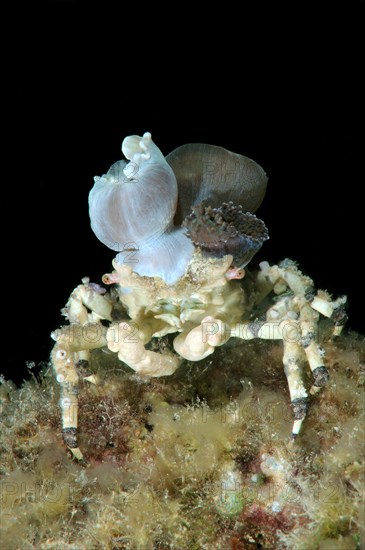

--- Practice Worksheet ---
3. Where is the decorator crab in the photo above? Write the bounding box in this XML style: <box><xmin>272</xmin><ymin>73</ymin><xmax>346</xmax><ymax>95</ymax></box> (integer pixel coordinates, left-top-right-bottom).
<box><xmin>51</xmin><ymin>133</ymin><xmax>347</xmax><ymax>459</ymax></box>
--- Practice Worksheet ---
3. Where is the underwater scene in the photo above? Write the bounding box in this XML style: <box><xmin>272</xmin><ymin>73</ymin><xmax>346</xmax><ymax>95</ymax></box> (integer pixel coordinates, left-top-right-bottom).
<box><xmin>1</xmin><ymin>134</ymin><xmax>364</xmax><ymax>550</ymax></box>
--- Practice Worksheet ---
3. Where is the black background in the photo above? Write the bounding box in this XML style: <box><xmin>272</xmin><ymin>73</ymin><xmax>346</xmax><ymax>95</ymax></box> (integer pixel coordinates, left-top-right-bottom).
<box><xmin>3</xmin><ymin>1</ymin><xmax>363</xmax><ymax>385</ymax></box>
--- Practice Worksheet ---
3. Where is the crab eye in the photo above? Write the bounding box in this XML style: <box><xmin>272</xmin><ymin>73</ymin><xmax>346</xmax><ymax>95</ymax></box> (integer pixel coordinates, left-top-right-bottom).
<box><xmin>56</xmin><ymin>349</ymin><xmax>67</xmax><ymax>360</ymax></box>
<box><xmin>102</xmin><ymin>274</ymin><xmax>113</xmax><ymax>284</ymax></box>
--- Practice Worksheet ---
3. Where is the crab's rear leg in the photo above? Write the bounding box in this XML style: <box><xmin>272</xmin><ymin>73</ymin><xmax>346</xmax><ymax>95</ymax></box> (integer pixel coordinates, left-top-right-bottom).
<box><xmin>282</xmin><ymin>335</ymin><xmax>309</xmax><ymax>438</ymax></box>
<box><xmin>234</xmin><ymin>319</ymin><xmax>311</xmax><ymax>438</ymax></box>
<box><xmin>298</xmin><ymin>303</ymin><xmax>329</xmax><ymax>395</ymax></box>
<box><xmin>311</xmin><ymin>292</ymin><xmax>348</xmax><ymax>337</ymax></box>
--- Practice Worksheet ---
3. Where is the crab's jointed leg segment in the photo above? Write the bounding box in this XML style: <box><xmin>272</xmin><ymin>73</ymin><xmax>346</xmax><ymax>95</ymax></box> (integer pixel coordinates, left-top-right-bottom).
<box><xmin>233</xmin><ymin>318</ymin><xmax>311</xmax><ymax>437</ymax></box>
<box><xmin>282</xmin><ymin>337</ymin><xmax>309</xmax><ymax>438</ymax></box>
<box><xmin>311</xmin><ymin>293</ymin><xmax>348</xmax><ymax>337</ymax></box>
<box><xmin>51</xmin><ymin>344</ymin><xmax>82</xmax><ymax>460</ymax></box>
<box><xmin>299</xmin><ymin>303</ymin><xmax>328</xmax><ymax>395</ymax></box>
<box><xmin>51</xmin><ymin>281</ymin><xmax>111</xmax><ymax>459</ymax></box>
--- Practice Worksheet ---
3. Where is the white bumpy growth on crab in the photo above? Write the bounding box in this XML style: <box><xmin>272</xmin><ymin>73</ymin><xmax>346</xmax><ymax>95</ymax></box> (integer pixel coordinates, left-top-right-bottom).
<box><xmin>51</xmin><ymin>132</ymin><xmax>347</xmax><ymax>459</ymax></box>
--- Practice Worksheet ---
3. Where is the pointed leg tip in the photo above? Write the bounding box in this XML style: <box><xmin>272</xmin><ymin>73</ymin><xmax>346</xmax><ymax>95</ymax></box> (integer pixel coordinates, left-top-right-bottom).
<box><xmin>69</xmin><ymin>447</ymin><xmax>83</xmax><ymax>461</ymax></box>
<box><xmin>84</xmin><ymin>374</ymin><xmax>98</xmax><ymax>385</ymax></box>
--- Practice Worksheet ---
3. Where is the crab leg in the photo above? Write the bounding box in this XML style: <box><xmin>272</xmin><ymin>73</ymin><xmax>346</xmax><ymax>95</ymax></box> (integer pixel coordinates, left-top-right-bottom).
<box><xmin>255</xmin><ymin>260</ymin><xmax>315</xmax><ymax>303</ymax></box>
<box><xmin>299</xmin><ymin>303</ymin><xmax>329</xmax><ymax>395</ymax></box>
<box><xmin>51</xmin><ymin>325</ymin><xmax>108</xmax><ymax>459</ymax></box>
<box><xmin>310</xmin><ymin>293</ymin><xmax>348</xmax><ymax>337</ymax></box>
<box><xmin>234</xmin><ymin>318</ymin><xmax>312</xmax><ymax>438</ymax></box>
<box><xmin>51</xmin><ymin>280</ymin><xmax>111</xmax><ymax>459</ymax></box>
<box><xmin>282</xmin><ymin>337</ymin><xmax>309</xmax><ymax>438</ymax></box>
<box><xmin>51</xmin><ymin>343</ymin><xmax>82</xmax><ymax>460</ymax></box>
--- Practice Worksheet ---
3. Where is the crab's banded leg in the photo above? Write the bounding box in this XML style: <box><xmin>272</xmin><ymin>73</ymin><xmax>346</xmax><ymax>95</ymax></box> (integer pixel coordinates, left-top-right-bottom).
<box><xmin>257</xmin><ymin>262</ymin><xmax>347</xmax><ymax>336</ymax></box>
<box><xmin>282</xmin><ymin>338</ymin><xmax>309</xmax><ymax>438</ymax></box>
<box><xmin>234</xmin><ymin>320</ymin><xmax>293</xmax><ymax>340</ymax></box>
<box><xmin>256</xmin><ymin>260</ymin><xmax>315</xmax><ymax>303</ymax></box>
<box><xmin>51</xmin><ymin>343</ymin><xmax>83</xmax><ymax>460</ymax></box>
<box><xmin>311</xmin><ymin>294</ymin><xmax>348</xmax><ymax>337</ymax></box>
<box><xmin>51</xmin><ymin>324</ymin><xmax>108</xmax><ymax>459</ymax></box>
<box><xmin>235</xmin><ymin>319</ymin><xmax>311</xmax><ymax>438</ymax></box>
<box><xmin>51</xmin><ymin>278</ymin><xmax>113</xmax><ymax>459</ymax></box>
<box><xmin>298</xmin><ymin>304</ymin><xmax>329</xmax><ymax>395</ymax></box>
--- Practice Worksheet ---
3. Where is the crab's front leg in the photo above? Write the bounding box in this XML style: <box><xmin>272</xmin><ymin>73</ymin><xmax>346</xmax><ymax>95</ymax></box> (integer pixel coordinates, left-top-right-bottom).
<box><xmin>51</xmin><ymin>324</ymin><xmax>108</xmax><ymax>459</ymax></box>
<box><xmin>51</xmin><ymin>343</ymin><xmax>81</xmax><ymax>459</ymax></box>
<box><xmin>282</xmin><ymin>328</ymin><xmax>310</xmax><ymax>438</ymax></box>
<box><xmin>51</xmin><ymin>280</ymin><xmax>111</xmax><ymax>459</ymax></box>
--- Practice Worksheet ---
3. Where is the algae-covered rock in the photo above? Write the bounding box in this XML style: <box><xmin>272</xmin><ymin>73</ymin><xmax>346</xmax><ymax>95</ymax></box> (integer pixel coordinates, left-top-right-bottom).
<box><xmin>1</xmin><ymin>327</ymin><xmax>364</xmax><ymax>549</ymax></box>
